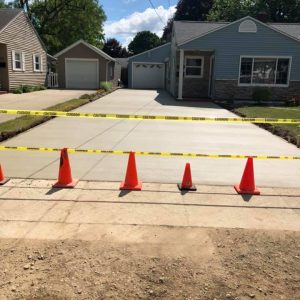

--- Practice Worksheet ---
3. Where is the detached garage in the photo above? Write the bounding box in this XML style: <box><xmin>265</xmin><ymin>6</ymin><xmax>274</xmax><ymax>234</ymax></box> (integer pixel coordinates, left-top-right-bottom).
<box><xmin>128</xmin><ymin>43</ymin><xmax>171</xmax><ymax>90</ymax></box>
<box><xmin>55</xmin><ymin>40</ymin><xmax>121</xmax><ymax>90</ymax></box>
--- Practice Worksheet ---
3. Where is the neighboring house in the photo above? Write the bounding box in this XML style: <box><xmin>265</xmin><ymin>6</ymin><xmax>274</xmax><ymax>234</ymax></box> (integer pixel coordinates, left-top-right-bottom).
<box><xmin>128</xmin><ymin>16</ymin><xmax>300</xmax><ymax>100</ymax></box>
<box><xmin>54</xmin><ymin>40</ymin><xmax>121</xmax><ymax>90</ymax></box>
<box><xmin>0</xmin><ymin>9</ymin><xmax>47</xmax><ymax>92</ymax></box>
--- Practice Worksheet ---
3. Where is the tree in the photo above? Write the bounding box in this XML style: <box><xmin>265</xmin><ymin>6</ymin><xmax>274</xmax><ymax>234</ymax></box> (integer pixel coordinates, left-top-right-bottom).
<box><xmin>102</xmin><ymin>38</ymin><xmax>128</xmax><ymax>58</ymax></box>
<box><xmin>208</xmin><ymin>0</ymin><xmax>254</xmax><ymax>22</ymax></box>
<box><xmin>128</xmin><ymin>31</ymin><xmax>161</xmax><ymax>55</ymax></box>
<box><xmin>162</xmin><ymin>0</ymin><xmax>213</xmax><ymax>41</ymax></box>
<box><xmin>208</xmin><ymin>0</ymin><xmax>300</xmax><ymax>23</ymax></box>
<box><xmin>30</xmin><ymin>0</ymin><xmax>106</xmax><ymax>54</ymax></box>
<box><xmin>0</xmin><ymin>0</ymin><xmax>6</xmax><ymax>8</ymax></box>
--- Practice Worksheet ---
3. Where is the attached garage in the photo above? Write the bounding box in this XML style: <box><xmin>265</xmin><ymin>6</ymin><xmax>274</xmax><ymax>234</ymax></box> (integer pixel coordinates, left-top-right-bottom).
<box><xmin>55</xmin><ymin>40</ymin><xmax>121</xmax><ymax>90</ymax></box>
<box><xmin>132</xmin><ymin>63</ymin><xmax>165</xmax><ymax>89</ymax></box>
<box><xmin>65</xmin><ymin>59</ymin><xmax>98</xmax><ymax>89</ymax></box>
<box><xmin>128</xmin><ymin>43</ymin><xmax>171</xmax><ymax>90</ymax></box>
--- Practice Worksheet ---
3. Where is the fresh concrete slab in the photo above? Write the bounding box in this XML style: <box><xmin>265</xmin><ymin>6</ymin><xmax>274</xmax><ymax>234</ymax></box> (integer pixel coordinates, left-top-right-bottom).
<box><xmin>0</xmin><ymin>89</ymin><xmax>95</xmax><ymax>123</ymax></box>
<box><xmin>0</xmin><ymin>179</ymin><xmax>299</xmax><ymax>241</ymax></box>
<box><xmin>0</xmin><ymin>89</ymin><xmax>300</xmax><ymax>188</ymax></box>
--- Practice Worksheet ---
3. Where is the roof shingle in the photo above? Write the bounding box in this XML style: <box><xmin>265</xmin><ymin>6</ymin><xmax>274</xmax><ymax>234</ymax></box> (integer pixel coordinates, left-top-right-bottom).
<box><xmin>0</xmin><ymin>9</ymin><xmax>22</xmax><ymax>32</ymax></box>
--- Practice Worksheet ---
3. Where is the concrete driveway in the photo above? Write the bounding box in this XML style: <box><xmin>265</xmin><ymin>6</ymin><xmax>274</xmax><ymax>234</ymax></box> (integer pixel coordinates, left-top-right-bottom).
<box><xmin>0</xmin><ymin>89</ymin><xmax>300</xmax><ymax>188</ymax></box>
<box><xmin>0</xmin><ymin>89</ymin><xmax>95</xmax><ymax>123</ymax></box>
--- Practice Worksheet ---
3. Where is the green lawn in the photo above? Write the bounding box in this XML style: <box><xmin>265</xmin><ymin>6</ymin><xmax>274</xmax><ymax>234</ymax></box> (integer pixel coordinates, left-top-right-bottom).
<box><xmin>0</xmin><ymin>98</ymin><xmax>90</xmax><ymax>139</ymax></box>
<box><xmin>235</xmin><ymin>106</ymin><xmax>300</xmax><ymax>138</ymax></box>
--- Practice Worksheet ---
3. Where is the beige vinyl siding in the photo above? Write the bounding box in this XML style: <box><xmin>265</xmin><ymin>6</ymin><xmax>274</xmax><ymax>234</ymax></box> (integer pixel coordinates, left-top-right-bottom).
<box><xmin>0</xmin><ymin>12</ymin><xmax>47</xmax><ymax>90</ymax></box>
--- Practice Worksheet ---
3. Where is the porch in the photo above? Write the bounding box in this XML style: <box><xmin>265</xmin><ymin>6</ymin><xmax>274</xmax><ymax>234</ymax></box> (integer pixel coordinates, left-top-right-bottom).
<box><xmin>176</xmin><ymin>50</ymin><xmax>215</xmax><ymax>100</ymax></box>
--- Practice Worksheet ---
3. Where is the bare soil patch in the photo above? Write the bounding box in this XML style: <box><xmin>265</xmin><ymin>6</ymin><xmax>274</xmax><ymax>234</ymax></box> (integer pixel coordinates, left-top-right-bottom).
<box><xmin>0</xmin><ymin>228</ymin><xmax>299</xmax><ymax>300</ymax></box>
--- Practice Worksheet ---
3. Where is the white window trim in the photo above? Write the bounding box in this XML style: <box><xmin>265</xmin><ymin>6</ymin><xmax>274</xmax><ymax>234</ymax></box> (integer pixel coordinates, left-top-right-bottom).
<box><xmin>12</xmin><ymin>50</ymin><xmax>25</xmax><ymax>71</ymax></box>
<box><xmin>33</xmin><ymin>54</ymin><xmax>43</xmax><ymax>72</ymax></box>
<box><xmin>238</xmin><ymin>55</ymin><xmax>292</xmax><ymax>87</ymax></box>
<box><xmin>184</xmin><ymin>56</ymin><xmax>204</xmax><ymax>78</ymax></box>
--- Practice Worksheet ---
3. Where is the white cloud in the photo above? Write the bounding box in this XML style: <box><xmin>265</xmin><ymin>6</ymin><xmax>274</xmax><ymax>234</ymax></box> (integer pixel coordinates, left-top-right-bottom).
<box><xmin>104</xmin><ymin>5</ymin><xmax>176</xmax><ymax>47</ymax></box>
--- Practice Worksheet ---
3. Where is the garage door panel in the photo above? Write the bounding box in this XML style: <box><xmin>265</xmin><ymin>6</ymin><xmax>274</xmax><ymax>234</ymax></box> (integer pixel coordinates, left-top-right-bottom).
<box><xmin>132</xmin><ymin>63</ymin><xmax>164</xmax><ymax>89</ymax></box>
<box><xmin>66</xmin><ymin>59</ymin><xmax>98</xmax><ymax>89</ymax></box>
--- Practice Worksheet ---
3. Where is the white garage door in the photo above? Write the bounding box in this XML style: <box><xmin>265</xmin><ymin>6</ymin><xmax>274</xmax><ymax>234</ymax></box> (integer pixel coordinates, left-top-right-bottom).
<box><xmin>65</xmin><ymin>59</ymin><xmax>99</xmax><ymax>89</ymax></box>
<box><xmin>132</xmin><ymin>63</ymin><xmax>165</xmax><ymax>89</ymax></box>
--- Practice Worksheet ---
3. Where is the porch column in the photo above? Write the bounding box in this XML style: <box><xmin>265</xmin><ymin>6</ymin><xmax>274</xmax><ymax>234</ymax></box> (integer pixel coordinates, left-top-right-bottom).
<box><xmin>178</xmin><ymin>49</ymin><xmax>184</xmax><ymax>100</ymax></box>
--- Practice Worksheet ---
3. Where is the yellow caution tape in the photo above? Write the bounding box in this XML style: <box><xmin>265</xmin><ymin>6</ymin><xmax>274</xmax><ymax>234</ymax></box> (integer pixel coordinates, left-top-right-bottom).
<box><xmin>0</xmin><ymin>109</ymin><xmax>299</xmax><ymax>124</ymax></box>
<box><xmin>0</xmin><ymin>146</ymin><xmax>299</xmax><ymax>160</ymax></box>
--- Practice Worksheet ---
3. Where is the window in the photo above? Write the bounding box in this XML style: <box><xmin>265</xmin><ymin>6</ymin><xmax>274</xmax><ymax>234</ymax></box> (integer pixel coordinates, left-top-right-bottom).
<box><xmin>12</xmin><ymin>51</ymin><xmax>25</xmax><ymax>71</ymax></box>
<box><xmin>33</xmin><ymin>54</ymin><xmax>42</xmax><ymax>72</ymax></box>
<box><xmin>239</xmin><ymin>57</ymin><xmax>291</xmax><ymax>86</ymax></box>
<box><xmin>185</xmin><ymin>56</ymin><xmax>203</xmax><ymax>78</ymax></box>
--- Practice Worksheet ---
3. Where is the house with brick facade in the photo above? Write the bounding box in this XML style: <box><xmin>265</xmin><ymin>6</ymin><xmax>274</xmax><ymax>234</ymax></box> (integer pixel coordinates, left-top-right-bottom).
<box><xmin>128</xmin><ymin>16</ymin><xmax>300</xmax><ymax>101</ymax></box>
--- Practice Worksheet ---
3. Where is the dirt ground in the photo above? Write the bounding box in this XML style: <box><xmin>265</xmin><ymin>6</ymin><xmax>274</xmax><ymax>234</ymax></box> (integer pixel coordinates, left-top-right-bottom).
<box><xmin>0</xmin><ymin>228</ymin><xmax>299</xmax><ymax>300</ymax></box>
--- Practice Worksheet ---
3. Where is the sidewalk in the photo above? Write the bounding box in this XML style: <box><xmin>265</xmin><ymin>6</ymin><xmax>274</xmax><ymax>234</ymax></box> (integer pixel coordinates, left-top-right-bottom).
<box><xmin>0</xmin><ymin>179</ymin><xmax>299</xmax><ymax>241</ymax></box>
<box><xmin>0</xmin><ymin>89</ymin><xmax>95</xmax><ymax>123</ymax></box>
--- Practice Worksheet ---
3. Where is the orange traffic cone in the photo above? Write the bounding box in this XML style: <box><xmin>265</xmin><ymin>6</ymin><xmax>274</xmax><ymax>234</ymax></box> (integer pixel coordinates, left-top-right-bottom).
<box><xmin>120</xmin><ymin>152</ymin><xmax>142</xmax><ymax>191</ymax></box>
<box><xmin>0</xmin><ymin>164</ymin><xmax>9</xmax><ymax>185</ymax></box>
<box><xmin>234</xmin><ymin>157</ymin><xmax>260</xmax><ymax>195</ymax></box>
<box><xmin>53</xmin><ymin>148</ymin><xmax>77</xmax><ymax>188</ymax></box>
<box><xmin>178</xmin><ymin>163</ymin><xmax>197</xmax><ymax>191</ymax></box>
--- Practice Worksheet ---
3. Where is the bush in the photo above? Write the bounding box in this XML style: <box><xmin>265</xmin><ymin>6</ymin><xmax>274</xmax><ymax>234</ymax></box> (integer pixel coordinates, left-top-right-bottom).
<box><xmin>252</xmin><ymin>88</ymin><xmax>272</xmax><ymax>102</ymax></box>
<box><xmin>22</xmin><ymin>85</ymin><xmax>34</xmax><ymax>93</ymax></box>
<box><xmin>100</xmin><ymin>81</ymin><xmax>113</xmax><ymax>91</ymax></box>
<box><xmin>12</xmin><ymin>86</ymin><xmax>23</xmax><ymax>94</ymax></box>
<box><xmin>12</xmin><ymin>85</ymin><xmax>46</xmax><ymax>94</ymax></box>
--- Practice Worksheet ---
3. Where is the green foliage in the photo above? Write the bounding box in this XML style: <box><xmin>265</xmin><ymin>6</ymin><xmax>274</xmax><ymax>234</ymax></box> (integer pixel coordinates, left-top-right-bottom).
<box><xmin>208</xmin><ymin>0</ymin><xmax>300</xmax><ymax>22</ymax></box>
<box><xmin>162</xmin><ymin>0</ymin><xmax>213</xmax><ymax>41</ymax></box>
<box><xmin>12</xmin><ymin>86</ymin><xmax>23</xmax><ymax>94</ymax></box>
<box><xmin>102</xmin><ymin>38</ymin><xmax>128</xmax><ymax>58</ymax></box>
<box><xmin>174</xmin><ymin>0</ymin><xmax>213</xmax><ymax>21</ymax></box>
<box><xmin>128</xmin><ymin>31</ymin><xmax>162</xmax><ymax>55</ymax></box>
<box><xmin>30</xmin><ymin>0</ymin><xmax>106</xmax><ymax>55</ymax></box>
<box><xmin>0</xmin><ymin>0</ymin><xmax>7</xmax><ymax>8</ymax></box>
<box><xmin>100</xmin><ymin>81</ymin><xmax>113</xmax><ymax>91</ymax></box>
<box><xmin>12</xmin><ymin>85</ymin><xmax>46</xmax><ymax>94</ymax></box>
<box><xmin>252</xmin><ymin>88</ymin><xmax>272</xmax><ymax>102</ymax></box>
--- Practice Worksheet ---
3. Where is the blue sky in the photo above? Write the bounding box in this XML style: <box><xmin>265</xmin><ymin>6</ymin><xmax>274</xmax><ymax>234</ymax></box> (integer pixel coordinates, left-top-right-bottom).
<box><xmin>102</xmin><ymin>0</ymin><xmax>177</xmax><ymax>46</ymax></box>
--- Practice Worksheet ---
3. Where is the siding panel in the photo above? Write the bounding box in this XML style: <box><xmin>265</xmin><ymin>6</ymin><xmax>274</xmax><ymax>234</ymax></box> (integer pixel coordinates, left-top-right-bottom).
<box><xmin>180</xmin><ymin>19</ymin><xmax>300</xmax><ymax>81</ymax></box>
<box><xmin>0</xmin><ymin>12</ymin><xmax>47</xmax><ymax>90</ymax></box>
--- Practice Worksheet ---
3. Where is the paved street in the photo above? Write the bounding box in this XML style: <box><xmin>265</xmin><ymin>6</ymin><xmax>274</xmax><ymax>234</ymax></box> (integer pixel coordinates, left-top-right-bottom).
<box><xmin>0</xmin><ymin>89</ymin><xmax>95</xmax><ymax>123</ymax></box>
<box><xmin>0</xmin><ymin>89</ymin><xmax>300</xmax><ymax>188</ymax></box>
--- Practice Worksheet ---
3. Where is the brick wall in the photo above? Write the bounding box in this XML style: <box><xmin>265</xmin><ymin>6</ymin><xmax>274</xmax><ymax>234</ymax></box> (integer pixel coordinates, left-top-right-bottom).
<box><xmin>214</xmin><ymin>80</ymin><xmax>300</xmax><ymax>100</ymax></box>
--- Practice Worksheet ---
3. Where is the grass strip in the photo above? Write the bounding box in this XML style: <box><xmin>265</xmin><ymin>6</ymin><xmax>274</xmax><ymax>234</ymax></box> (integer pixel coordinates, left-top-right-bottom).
<box><xmin>235</xmin><ymin>106</ymin><xmax>300</xmax><ymax>144</ymax></box>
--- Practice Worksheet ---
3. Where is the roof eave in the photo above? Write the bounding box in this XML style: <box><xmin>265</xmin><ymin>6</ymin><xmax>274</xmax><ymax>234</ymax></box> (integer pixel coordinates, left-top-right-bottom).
<box><xmin>178</xmin><ymin>15</ymin><xmax>300</xmax><ymax>47</ymax></box>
